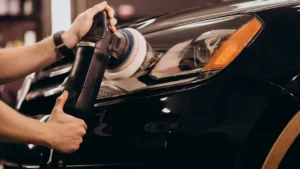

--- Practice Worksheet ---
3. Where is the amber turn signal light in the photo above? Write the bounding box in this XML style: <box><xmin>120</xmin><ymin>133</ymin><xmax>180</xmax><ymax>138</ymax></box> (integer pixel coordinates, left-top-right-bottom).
<box><xmin>202</xmin><ymin>17</ymin><xmax>262</xmax><ymax>72</ymax></box>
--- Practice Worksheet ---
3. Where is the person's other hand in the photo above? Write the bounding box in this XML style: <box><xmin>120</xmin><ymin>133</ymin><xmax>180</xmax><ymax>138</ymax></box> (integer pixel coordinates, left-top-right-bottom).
<box><xmin>45</xmin><ymin>91</ymin><xmax>87</xmax><ymax>154</ymax></box>
<box><xmin>62</xmin><ymin>1</ymin><xmax>117</xmax><ymax>49</ymax></box>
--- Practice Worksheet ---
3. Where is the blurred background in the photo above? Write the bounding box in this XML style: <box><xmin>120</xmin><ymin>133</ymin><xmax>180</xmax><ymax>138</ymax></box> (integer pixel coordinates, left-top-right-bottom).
<box><xmin>0</xmin><ymin>0</ymin><xmax>236</xmax><ymax>107</ymax></box>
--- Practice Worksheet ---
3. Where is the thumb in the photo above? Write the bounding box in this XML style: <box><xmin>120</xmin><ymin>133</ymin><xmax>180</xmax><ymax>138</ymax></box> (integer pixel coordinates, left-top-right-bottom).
<box><xmin>54</xmin><ymin>91</ymin><xmax>69</xmax><ymax>110</ymax></box>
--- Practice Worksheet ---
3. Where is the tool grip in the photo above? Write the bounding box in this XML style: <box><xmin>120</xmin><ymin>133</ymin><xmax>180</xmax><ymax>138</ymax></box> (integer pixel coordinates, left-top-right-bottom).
<box><xmin>83</xmin><ymin>11</ymin><xmax>111</xmax><ymax>42</ymax></box>
<box><xmin>64</xmin><ymin>48</ymin><xmax>110</xmax><ymax>118</ymax></box>
<box><xmin>63</xmin><ymin>11</ymin><xmax>113</xmax><ymax>118</ymax></box>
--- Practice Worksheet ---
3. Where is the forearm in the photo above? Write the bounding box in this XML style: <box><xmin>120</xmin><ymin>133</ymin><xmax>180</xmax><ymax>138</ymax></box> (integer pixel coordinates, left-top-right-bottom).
<box><xmin>0</xmin><ymin>100</ymin><xmax>50</xmax><ymax>146</ymax></box>
<box><xmin>0</xmin><ymin>37</ymin><xmax>59</xmax><ymax>84</ymax></box>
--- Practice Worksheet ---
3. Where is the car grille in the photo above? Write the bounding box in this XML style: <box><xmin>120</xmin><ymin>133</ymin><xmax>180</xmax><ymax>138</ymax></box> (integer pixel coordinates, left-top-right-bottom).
<box><xmin>16</xmin><ymin>56</ymin><xmax>126</xmax><ymax>112</ymax></box>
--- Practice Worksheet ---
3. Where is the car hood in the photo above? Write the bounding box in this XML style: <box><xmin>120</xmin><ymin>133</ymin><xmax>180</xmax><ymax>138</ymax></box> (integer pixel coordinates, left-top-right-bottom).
<box><xmin>122</xmin><ymin>0</ymin><xmax>300</xmax><ymax>34</ymax></box>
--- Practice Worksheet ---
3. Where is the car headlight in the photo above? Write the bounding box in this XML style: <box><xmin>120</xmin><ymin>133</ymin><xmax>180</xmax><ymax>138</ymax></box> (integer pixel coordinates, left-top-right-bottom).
<box><xmin>23</xmin><ymin>14</ymin><xmax>263</xmax><ymax>105</ymax></box>
<box><xmin>97</xmin><ymin>14</ymin><xmax>263</xmax><ymax>101</ymax></box>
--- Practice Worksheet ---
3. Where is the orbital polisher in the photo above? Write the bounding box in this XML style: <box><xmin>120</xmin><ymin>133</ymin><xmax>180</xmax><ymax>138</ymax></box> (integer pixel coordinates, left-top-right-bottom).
<box><xmin>63</xmin><ymin>11</ymin><xmax>148</xmax><ymax>118</ymax></box>
<box><xmin>38</xmin><ymin>11</ymin><xmax>150</xmax><ymax>169</ymax></box>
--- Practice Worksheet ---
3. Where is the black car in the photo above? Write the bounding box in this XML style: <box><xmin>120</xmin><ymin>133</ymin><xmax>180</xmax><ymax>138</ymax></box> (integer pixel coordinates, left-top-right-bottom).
<box><xmin>2</xmin><ymin>0</ymin><xmax>300</xmax><ymax>168</ymax></box>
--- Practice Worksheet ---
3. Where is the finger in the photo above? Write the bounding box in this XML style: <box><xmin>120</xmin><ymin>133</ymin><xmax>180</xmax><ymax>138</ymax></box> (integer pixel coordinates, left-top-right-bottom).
<box><xmin>77</xmin><ymin>119</ymin><xmax>88</xmax><ymax>130</ymax></box>
<box><xmin>54</xmin><ymin>91</ymin><xmax>69</xmax><ymax>110</ymax></box>
<box><xmin>110</xmin><ymin>18</ymin><xmax>117</xmax><ymax>26</ymax></box>
<box><xmin>110</xmin><ymin>18</ymin><xmax>117</xmax><ymax>32</ymax></box>
<box><xmin>105</xmin><ymin>5</ymin><xmax>115</xmax><ymax>19</ymax></box>
<box><xmin>110</xmin><ymin>25</ymin><xmax>117</xmax><ymax>33</ymax></box>
<box><xmin>89</xmin><ymin>1</ymin><xmax>109</xmax><ymax>17</ymax></box>
<box><xmin>84</xmin><ymin>122</ymin><xmax>88</xmax><ymax>131</ymax></box>
<box><xmin>79</xmin><ymin>138</ymin><xmax>83</xmax><ymax>144</ymax></box>
<box><xmin>113</xmin><ymin>27</ymin><xmax>117</xmax><ymax>33</ymax></box>
<box><xmin>89</xmin><ymin>2</ymin><xmax>115</xmax><ymax>20</ymax></box>
<box><xmin>72</xmin><ymin>144</ymin><xmax>80</xmax><ymax>152</ymax></box>
<box><xmin>79</xmin><ymin>128</ymin><xmax>86</xmax><ymax>136</ymax></box>
<box><xmin>82</xmin><ymin>120</ymin><xmax>88</xmax><ymax>130</ymax></box>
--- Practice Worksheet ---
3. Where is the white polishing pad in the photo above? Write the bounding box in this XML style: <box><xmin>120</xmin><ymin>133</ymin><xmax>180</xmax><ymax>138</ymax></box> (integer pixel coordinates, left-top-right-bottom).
<box><xmin>104</xmin><ymin>28</ymin><xmax>147</xmax><ymax>80</ymax></box>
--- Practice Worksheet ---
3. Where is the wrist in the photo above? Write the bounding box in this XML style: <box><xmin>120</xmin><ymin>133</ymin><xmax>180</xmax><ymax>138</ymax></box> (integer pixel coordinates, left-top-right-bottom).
<box><xmin>38</xmin><ymin>122</ymin><xmax>54</xmax><ymax>148</ymax></box>
<box><xmin>53</xmin><ymin>31</ymin><xmax>76</xmax><ymax>58</ymax></box>
<box><xmin>61</xmin><ymin>31</ymin><xmax>78</xmax><ymax>49</ymax></box>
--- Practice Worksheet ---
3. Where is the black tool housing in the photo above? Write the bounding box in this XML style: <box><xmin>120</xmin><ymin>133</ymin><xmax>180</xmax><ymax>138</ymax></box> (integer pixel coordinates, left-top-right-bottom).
<box><xmin>63</xmin><ymin>11</ymin><xmax>113</xmax><ymax>118</ymax></box>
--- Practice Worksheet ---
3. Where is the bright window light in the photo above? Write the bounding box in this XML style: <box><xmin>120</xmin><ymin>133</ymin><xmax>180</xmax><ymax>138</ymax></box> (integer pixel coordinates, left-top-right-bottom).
<box><xmin>51</xmin><ymin>0</ymin><xmax>71</xmax><ymax>34</ymax></box>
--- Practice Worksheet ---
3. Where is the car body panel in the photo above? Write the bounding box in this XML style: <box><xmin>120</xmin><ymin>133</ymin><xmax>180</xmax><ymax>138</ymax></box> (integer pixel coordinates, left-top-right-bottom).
<box><xmin>3</xmin><ymin>78</ymin><xmax>300</xmax><ymax>169</ymax></box>
<box><xmin>125</xmin><ymin>0</ymin><xmax>300</xmax><ymax>34</ymax></box>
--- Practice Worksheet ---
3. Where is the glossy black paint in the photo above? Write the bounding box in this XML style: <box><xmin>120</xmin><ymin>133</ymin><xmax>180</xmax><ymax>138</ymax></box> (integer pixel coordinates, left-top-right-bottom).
<box><xmin>3</xmin><ymin>0</ymin><xmax>300</xmax><ymax>169</ymax></box>
<box><xmin>3</xmin><ymin>78</ymin><xmax>300</xmax><ymax>169</ymax></box>
<box><xmin>123</xmin><ymin>0</ymin><xmax>300</xmax><ymax>35</ymax></box>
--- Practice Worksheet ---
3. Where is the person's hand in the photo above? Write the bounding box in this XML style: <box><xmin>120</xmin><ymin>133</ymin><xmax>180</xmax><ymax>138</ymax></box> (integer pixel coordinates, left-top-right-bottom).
<box><xmin>62</xmin><ymin>1</ymin><xmax>117</xmax><ymax>49</ymax></box>
<box><xmin>45</xmin><ymin>91</ymin><xmax>87</xmax><ymax>154</ymax></box>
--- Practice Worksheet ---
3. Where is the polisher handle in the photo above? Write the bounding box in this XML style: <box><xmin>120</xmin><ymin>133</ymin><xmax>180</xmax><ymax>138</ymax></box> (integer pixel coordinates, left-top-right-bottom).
<box><xmin>83</xmin><ymin>11</ymin><xmax>112</xmax><ymax>43</ymax></box>
<box><xmin>48</xmin><ymin>11</ymin><xmax>113</xmax><ymax>169</ymax></box>
<box><xmin>63</xmin><ymin>11</ymin><xmax>113</xmax><ymax>118</ymax></box>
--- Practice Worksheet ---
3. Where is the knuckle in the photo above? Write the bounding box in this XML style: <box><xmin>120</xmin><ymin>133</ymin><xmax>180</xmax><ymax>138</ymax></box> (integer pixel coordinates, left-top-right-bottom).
<box><xmin>82</xmin><ymin>129</ymin><xmax>87</xmax><ymax>135</ymax></box>
<box><xmin>79</xmin><ymin>119</ymin><xmax>84</xmax><ymax>123</ymax></box>
<box><xmin>113</xmin><ymin>18</ymin><xmax>118</xmax><ymax>24</ymax></box>
<box><xmin>78</xmin><ymin>13</ymin><xmax>85</xmax><ymax>18</ymax></box>
<box><xmin>109</xmin><ymin>18</ymin><xmax>114</xmax><ymax>23</ymax></box>
<box><xmin>78</xmin><ymin>119</ymin><xmax>84</xmax><ymax>126</ymax></box>
<box><xmin>56</xmin><ymin>97</ymin><xmax>62</xmax><ymax>103</ymax></box>
<box><xmin>94</xmin><ymin>4</ymin><xmax>103</xmax><ymax>11</ymax></box>
<box><xmin>85</xmin><ymin>14</ymin><xmax>91</xmax><ymax>20</ymax></box>
<box><xmin>72</xmin><ymin>145</ymin><xmax>79</xmax><ymax>151</ymax></box>
<box><xmin>95</xmin><ymin>3</ymin><xmax>102</xmax><ymax>8</ymax></box>
<box><xmin>110</xmin><ymin>9</ymin><xmax>115</xmax><ymax>15</ymax></box>
<box><xmin>81</xmin><ymin>120</ymin><xmax>86</xmax><ymax>126</ymax></box>
<box><xmin>83</xmin><ymin>12</ymin><xmax>92</xmax><ymax>20</ymax></box>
